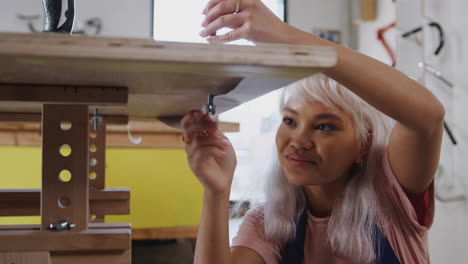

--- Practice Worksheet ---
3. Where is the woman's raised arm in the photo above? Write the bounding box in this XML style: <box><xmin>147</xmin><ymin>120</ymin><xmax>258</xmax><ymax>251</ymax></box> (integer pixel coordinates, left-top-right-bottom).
<box><xmin>201</xmin><ymin>0</ymin><xmax>445</xmax><ymax>196</ymax></box>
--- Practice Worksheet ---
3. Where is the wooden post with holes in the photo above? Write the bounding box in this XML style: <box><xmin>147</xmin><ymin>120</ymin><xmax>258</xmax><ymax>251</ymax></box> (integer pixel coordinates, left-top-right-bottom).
<box><xmin>0</xmin><ymin>85</ymin><xmax>131</xmax><ymax>264</ymax></box>
<box><xmin>42</xmin><ymin>104</ymin><xmax>89</xmax><ymax>231</ymax></box>
<box><xmin>89</xmin><ymin>117</ymin><xmax>107</xmax><ymax>223</ymax></box>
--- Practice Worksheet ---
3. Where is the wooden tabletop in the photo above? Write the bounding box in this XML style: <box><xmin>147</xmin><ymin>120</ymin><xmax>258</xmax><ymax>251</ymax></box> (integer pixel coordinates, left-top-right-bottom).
<box><xmin>0</xmin><ymin>32</ymin><xmax>336</xmax><ymax>120</ymax></box>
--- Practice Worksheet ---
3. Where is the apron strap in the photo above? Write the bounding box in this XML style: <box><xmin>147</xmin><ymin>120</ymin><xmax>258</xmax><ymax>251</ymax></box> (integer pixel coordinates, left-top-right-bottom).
<box><xmin>283</xmin><ymin>211</ymin><xmax>401</xmax><ymax>264</ymax></box>
<box><xmin>370</xmin><ymin>223</ymin><xmax>401</xmax><ymax>264</ymax></box>
<box><xmin>282</xmin><ymin>210</ymin><xmax>308</xmax><ymax>264</ymax></box>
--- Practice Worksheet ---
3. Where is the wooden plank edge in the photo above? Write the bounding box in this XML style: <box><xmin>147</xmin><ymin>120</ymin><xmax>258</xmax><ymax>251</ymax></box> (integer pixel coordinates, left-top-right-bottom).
<box><xmin>132</xmin><ymin>226</ymin><xmax>198</xmax><ymax>240</ymax></box>
<box><xmin>0</xmin><ymin>228</ymin><xmax>131</xmax><ymax>252</ymax></box>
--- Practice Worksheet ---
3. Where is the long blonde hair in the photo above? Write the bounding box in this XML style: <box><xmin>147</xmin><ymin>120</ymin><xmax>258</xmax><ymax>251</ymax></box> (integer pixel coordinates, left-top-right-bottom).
<box><xmin>263</xmin><ymin>73</ymin><xmax>393</xmax><ymax>262</ymax></box>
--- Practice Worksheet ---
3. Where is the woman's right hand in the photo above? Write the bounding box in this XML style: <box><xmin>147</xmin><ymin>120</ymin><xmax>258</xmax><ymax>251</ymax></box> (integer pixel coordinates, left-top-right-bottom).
<box><xmin>200</xmin><ymin>0</ymin><xmax>293</xmax><ymax>44</ymax></box>
<box><xmin>181</xmin><ymin>110</ymin><xmax>237</xmax><ymax>196</ymax></box>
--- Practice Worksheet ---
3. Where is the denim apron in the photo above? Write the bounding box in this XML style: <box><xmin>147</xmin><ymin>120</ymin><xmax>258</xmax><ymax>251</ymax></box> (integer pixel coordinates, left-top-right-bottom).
<box><xmin>283</xmin><ymin>211</ymin><xmax>401</xmax><ymax>264</ymax></box>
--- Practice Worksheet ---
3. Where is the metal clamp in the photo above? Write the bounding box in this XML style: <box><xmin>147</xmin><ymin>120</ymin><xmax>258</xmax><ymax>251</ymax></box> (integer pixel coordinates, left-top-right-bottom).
<box><xmin>42</xmin><ymin>0</ymin><xmax>76</xmax><ymax>33</ymax></box>
<box><xmin>90</xmin><ymin>108</ymin><xmax>102</xmax><ymax>131</ymax></box>
<box><xmin>48</xmin><ymin>220</ymin><xmax>76</xmax><ymax>231</ymax></box>
<box><xmin>205</xmin><ymin>94</ymin><xmax>216</xmax><ymax>116</ymax></box>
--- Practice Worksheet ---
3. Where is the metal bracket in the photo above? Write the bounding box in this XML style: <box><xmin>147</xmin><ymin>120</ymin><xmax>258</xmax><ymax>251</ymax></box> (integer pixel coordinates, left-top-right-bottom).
<box><xmin>48</xmin><ymin>220</ymin><xmax>76</xmax><ymax>231</ymax></box>
<box><xmin>205</xmin><ymin>94</ymin><xmax>216</xmax><ymax>116</ymax></box>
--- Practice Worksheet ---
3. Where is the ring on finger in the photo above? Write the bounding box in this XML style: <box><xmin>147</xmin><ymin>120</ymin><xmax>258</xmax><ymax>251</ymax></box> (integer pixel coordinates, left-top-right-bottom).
<box><xmin>235</xmin><ymin>0</ymin><xmax>241</xmax><ymax>13</ymax></box>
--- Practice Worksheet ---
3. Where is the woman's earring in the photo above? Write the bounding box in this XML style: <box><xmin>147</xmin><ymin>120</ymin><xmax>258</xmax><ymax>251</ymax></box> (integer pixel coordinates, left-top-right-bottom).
<box><xmin>354</xmin><ymin>159</ymin><xmax>364</xmax><ymax>168</ymax></box>
<box><xmin>357</xmin><ymin>159</ymin><xmax>365</xmax><ymax>167</ymax></box>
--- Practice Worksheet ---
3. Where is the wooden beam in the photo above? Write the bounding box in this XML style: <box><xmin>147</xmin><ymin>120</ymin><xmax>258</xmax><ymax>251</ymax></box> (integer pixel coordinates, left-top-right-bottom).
<box><xmin>0</xmin><ymin>252</ymin><xmax>51</xmax><ymax>264</ymax></box>
<box><xmin>0</xmin><ymin>121</ymin><xmax>239</xmax><ymax>148</ymax></box>
<box><xmin>0</xmin><ymin>228</ymin><xmax>131</xmax><ymax>252</ymax></box>
<box><xmin>0</xmin><ymin>188</ymin><xmax>130</xmax><ymax>217</ymax></box>
<box><xmin>0</xmin><ymin>223</ymin><xmax>132</xmax><ymax>231</ymax></box>
<box><xmin>107</xmin><ymin>120</ymin><xmax>239</xmax><ymax>133</ymax></box>
<box><xmin>132</xmin><ymin>226</ymin><xmax>198</xmax><ymax>240</ymax></box>
<box><xmin>0</xmin><ymin>120</ymin><xmax>238</xmax><ymax>133</ymax></box>
<box><xmin>0</xmin><ymin>113</ymin><xmax>128</xmax><ymax>125</ymax></box>
<box><xmin>0</xmin><ymin>84</ymin><xmax>128</xmax><ymax>105</ymax></box>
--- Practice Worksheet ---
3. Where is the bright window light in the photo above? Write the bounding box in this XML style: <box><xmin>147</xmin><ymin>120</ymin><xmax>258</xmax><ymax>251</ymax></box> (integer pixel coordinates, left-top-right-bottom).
<box><xmin>153</xmin><ymin>0</ymin><xmax>283</xmax><ymax>43</ymax></box>
<box><xmin>153</xmin><ymin>1</ymin><xmax>286</xmax><ymax>204</ymax></box>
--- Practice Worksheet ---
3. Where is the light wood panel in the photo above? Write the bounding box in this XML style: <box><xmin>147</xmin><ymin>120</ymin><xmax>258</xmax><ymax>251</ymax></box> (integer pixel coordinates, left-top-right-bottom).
<box><xmin>0</xmin><ymin>32</ymin><xmax>336</xmax><ymax>119</ymax></box>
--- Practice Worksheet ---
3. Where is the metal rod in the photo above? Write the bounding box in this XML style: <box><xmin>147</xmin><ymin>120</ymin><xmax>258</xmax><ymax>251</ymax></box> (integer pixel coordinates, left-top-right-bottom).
<box><xmin>444</xmin><ymin>121</ymin><xmax>457</xmax><ymax>145</ymax></box>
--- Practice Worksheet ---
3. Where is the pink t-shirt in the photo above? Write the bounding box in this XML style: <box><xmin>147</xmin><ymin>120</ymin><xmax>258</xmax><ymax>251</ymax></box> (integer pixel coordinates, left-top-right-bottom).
<box><xmin>231</xmin><ymin>147</ymin><xmax>435</xmax><ymax>264</ymax></box>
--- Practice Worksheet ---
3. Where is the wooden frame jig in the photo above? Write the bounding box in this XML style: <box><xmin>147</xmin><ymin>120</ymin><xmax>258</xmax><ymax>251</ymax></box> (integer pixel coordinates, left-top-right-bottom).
<box><xmin>0</xmin><ymin>85</ymin><xmax>131</xmax><ymax>264</ymax></box>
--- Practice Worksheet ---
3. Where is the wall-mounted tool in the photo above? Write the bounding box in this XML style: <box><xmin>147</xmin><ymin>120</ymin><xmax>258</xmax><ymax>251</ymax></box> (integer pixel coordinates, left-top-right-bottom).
<box><xmin>402</xmin><ymin>21</ymin><xmax>445</xmax><ymax>56</ymax></box>
<box><xmin>42</xmin><ymin>0</ymin><xmax>75</xmax><ymax>33</ymax></box>
<box><xmin>18</xmin><ymin>13</ymin><xmax>102</xmax><ymax>35</ymax></box>
<box><xmin>418</xmin><ymin>62</ymin><xmax>454</xmax><ymax>88</ymax></box>
<box><xmin>377</xmin><ymin>22</ymin><xmax>396</xmax><ymax>67</ymax></box>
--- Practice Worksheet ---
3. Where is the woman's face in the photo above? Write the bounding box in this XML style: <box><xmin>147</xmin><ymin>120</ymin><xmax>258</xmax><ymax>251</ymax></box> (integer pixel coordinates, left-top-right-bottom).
<box><xmin>276</xmin><ymin>100</ymin><xmax>362</xmax><ymax>186</ymax></box>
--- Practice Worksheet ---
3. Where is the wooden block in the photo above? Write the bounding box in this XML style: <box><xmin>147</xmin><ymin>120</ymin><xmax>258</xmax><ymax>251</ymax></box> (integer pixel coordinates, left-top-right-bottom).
<box><xmin>0</xmin><ymin>229</ymin><xmax>131</xmax><ymax>252</ymax></box>
<box><xmin>51</xmin><ymin>249</ymin><xmax>131</xmax><ymax>264</ymax></box>
<box><xmin>132</xmin><ymin>226</ymin><xmax>198</xmax><ymax>240</ymax></box>
<box><xmin>0</xmin><ymin>252</ymin><xmax>51</xmax><ymax>264</ymax></box>
<box><xmin>0</xmin><ymin>188</ymin><xmax>130</xmax><ymax>217</ymax></box>
<box><xmin>360</xmin><ymin>0</ymin><xmax>377</xmax><ymax>21</ymax></box>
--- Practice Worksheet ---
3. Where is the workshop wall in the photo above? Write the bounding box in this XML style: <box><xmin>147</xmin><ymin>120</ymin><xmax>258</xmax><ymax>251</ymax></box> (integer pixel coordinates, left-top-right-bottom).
<box><xmin>355</xmin><ymin>0</ymin><xmax>468</xmax><ymax>263</ymax></box>
<box><xmin>0</xmin><ymin>0</ymin><xmax>151</xmax><ymax>37</ymax></box>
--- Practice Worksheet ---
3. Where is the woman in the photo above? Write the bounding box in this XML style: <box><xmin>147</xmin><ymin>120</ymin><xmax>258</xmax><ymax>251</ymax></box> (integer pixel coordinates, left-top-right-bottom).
<box><xmin>181</xmin><ymin>0</ymin><xmax>444</xmax><ymax>263</ymax></box>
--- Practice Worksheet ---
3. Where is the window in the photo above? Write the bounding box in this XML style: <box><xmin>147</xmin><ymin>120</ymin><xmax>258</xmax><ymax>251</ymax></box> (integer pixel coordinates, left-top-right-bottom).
<box><xmin>153</xmin><ymin>0</ymin><xmax>286</xmax><ymax>203</ymax></box>
<box><xmin>153</xmin><ymin>0</ymin><xmax>284</xmax><ymax>43</ymax></box>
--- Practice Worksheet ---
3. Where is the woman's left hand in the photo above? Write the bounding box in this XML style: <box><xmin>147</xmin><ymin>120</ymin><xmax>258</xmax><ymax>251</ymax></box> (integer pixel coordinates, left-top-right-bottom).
<box><xmin>200</xmin><ymin>0</ymin><xmax>291</xmax><ymax>44</ymax></box>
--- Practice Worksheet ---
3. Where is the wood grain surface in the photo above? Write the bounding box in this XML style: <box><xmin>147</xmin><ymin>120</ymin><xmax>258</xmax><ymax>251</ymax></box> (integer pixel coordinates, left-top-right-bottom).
<box><xmin>0</xmin><ymin>32</ymin><xmax>336</xmax><ymax>119</ymax></box>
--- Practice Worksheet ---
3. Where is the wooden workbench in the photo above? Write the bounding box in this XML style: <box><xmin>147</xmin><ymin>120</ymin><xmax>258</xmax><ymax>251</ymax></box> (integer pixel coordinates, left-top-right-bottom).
<box><xmin>0</xmin><ymin>32</ymin><xmax>336</xmax><ymax>264</ymax></box>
